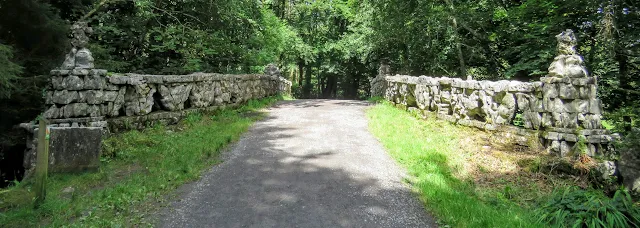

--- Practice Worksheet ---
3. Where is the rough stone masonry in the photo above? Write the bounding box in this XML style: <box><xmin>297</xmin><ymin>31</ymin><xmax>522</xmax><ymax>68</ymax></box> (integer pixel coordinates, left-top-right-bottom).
<box><xmin>372</xmin><ymin>29</ymin><xmax>618</xmax><ymax>163</ymax></box>
<box><xmin>22</xmin><ymin>22</ymin><xmax>292</xmax><ymax>176</ymax></box>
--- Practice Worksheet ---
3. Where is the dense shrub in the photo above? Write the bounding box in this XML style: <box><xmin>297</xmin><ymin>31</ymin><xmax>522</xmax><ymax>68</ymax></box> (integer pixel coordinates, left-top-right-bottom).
<box><xmin>536</xmin><ymin>187</ymin><xmax>640</xmax><ymax>228</ymax></box>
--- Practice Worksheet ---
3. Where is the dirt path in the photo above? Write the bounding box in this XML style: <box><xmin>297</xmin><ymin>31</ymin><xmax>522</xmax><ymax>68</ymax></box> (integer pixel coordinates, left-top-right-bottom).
<box><xmin>159</xmin><ymin>100</ymin><xmax>436</xmax><ymax>227</ymax></box>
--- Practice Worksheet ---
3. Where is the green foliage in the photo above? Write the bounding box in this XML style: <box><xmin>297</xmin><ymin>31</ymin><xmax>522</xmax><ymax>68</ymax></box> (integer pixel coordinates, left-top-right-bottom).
<box><xmin>535</xmin><ymin>187</ymin><xmax>640</xmax><ymax>228</ymax></box>
<box><xmin>0</xmin><ymin>44</ymin><xmax>22</xmax><ymax>99</ymax></box>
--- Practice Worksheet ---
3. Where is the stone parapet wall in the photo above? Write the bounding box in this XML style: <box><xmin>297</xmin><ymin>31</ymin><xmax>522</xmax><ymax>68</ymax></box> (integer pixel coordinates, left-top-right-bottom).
<box><xmin>380</xmin><ymin>74</ymin><xmax>616</xmax><ymax>157</ymax></box>
<box><xmin>23</xmin><ymin>68</ymin><xmax>290</xmax><ymax>175</ymax></box>
<box><xmin>43</xmin><ymin>69</ymin><xmax>291</xmax><ymax>124</ymax></box>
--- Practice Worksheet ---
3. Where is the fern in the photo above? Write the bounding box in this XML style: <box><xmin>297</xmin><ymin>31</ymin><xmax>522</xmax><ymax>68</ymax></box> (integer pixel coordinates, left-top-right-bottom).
<box><xmin>536</xmin><ymin>187</ymin><xmax>640</xmax><ymax>228</ymax></box>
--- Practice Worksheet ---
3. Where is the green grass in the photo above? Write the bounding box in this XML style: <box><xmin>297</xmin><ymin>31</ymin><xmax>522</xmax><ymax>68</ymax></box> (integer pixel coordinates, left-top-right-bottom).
<box><xmin>366</xmin><ymin>102</ymin><xmax>542</xmax><ymax>227</ymax></box>
<box><xmin>0</xmin><ymin>95</ymin><xmax>286</xmax><ymax>227</ymax></box>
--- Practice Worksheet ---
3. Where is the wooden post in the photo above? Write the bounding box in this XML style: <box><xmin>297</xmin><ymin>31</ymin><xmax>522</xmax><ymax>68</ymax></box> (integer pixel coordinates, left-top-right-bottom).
<box><xmin>34</xmin><ymin>119</ymin><xmax>50</xmax><ymax>208</ymax></box>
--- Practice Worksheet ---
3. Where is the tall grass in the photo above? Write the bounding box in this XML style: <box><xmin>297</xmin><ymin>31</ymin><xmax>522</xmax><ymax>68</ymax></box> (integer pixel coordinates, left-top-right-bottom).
<box><xmin>366</xmin><ymin>102</ymin><xmax>541</xmax><ymax>227</ymax></box>
<box><xmin>0</xmin><ymin>95</ymin><xmax>284</xmax><ymax>227</ymax></box>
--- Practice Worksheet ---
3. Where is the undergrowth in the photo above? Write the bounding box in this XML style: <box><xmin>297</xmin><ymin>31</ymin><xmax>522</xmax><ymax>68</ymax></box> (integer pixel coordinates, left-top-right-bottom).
<box><xmin>0</xmin><ymin>95</ymin><xmax>285</xmax><ymax>227</ymax></box>
<box><xmin>536</xmin><ymin>187</ymin><xmax>640</xmax><ymax>228</ymax></box>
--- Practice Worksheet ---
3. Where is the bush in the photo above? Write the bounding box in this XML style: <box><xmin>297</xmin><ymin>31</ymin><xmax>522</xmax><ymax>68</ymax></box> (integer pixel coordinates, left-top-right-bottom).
<box><xmin>535</xmin><ymin>187</ymin><xmax>640</xmax><ymax>227</ymax></box>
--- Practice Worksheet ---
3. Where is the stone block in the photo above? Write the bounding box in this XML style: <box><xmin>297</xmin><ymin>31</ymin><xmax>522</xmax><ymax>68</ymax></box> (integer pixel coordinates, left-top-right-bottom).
<box><xmin>108</xmin><ymin>76</ymin><xmax>129</xmax><ymax>85</ymax></box>
<box><xmin>84</xmin><ymin>75</ymin><xmax>106</xmax><ymax>89</ymax></box>
<box><xmin>45</xmin><ymin>91</ymin><xmax>54</xmax><ymax>105</ymax></box>
<box><xmin>558</xmin><ymin>83</ymin><xmax>578</xmax><ymax>99</ymax></box>
<box><xmin>515</xmin><ymin>93</ymin><xmax>531</xmax><ymax>111</ymax></box>
<box><xmin>507</xmin><ymin>81</ymin><xmax>534</xmax><ymax>92</ymax></box>
<box><xmin>565</xmin><ymin>99</ymin><xmax>588</xmax><ymax>113</ymax></box>
<box><xmin>619</xmin><ymin>144</ymin><xmax>640</xmax><ymax>195</ymax></box>
<box><xmin>53</xmin><ymin>90</ymin><xmax>79</xmax><ymax>104</ymax></box>
<box><xmin>589</xmin><ymin>99</ymin><xmax>602</xmax><ymax>114</ymax></box>
<box><xmin>560</xmin><ymin>141</ymin><xmax>571</xmax><ymax>157</ymax></box>
<box><xmin>542</xmin><ymin>83</ymin><xmax>558</xmax><ymax>98</ymax></box>
<box><xmin>71</xmin><ymin>68</ymin><xmax>90</xmax><ymax>76</ymax></box>
<box><xmin>90</xmin><ymin>69</ymin><xmax>108</xmax><ymax>76</ymax></box>
<box><xmin>47</xmin><ymin>127</ymin><xmax>102</xmax><ymax>173</ymax></box>
<box><xmin>62</xmin><ymin>76</ymin><xmax>85</xmax><ymax>90</ymax></box>
<box><xmin>84</xmin><ymin>90</ymin><xmax>105</xmax><ymax>104</ymax></box>
<box><xmin>543</xmin><ymin>131</ymin><xmax>560</xmax><ymax>140</ymax></box>
<box><xmin>524</xmin><ymin>111</ymin><xmax>542</xmax><ymax>129</ymax></box>
<box><xmin>52</xmin><ymin>77</ymin><xmax>65</xmax><ymax>90</ymax></box>
<box><xmin>103</xmin><ymin>91</ymin><xmax>118</xmax><ymax>102</ymax></box>
<box><xmin>529</xmin><ymin>97</ymin><xmax>544</xmax><ymax>112</ymax></box>
<box><xmin>544</xmin><ymin>98</ymin><xmax>565</xmax><ymax>113</ymax></box>
<box><xmin>50</xmin><ymin>70</ymin><xmax>70</xmax><ymax>76</ymax></box>
<box><xmin>561</xmin><ymin>133</ymin><xmax>578</xmax><ymax>142</ymax></box>
<box><xmin>44</xmin><ymin>105</ymin><xmax>61</xmax><ymax>119</ymax></box>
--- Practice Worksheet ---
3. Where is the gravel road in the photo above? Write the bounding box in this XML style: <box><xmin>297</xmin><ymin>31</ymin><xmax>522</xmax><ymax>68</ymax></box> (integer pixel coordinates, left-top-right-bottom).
<box><xmin>159</xmin><ymin>99</ymin><xmax>436</xmax><ymax>228</ymax></box>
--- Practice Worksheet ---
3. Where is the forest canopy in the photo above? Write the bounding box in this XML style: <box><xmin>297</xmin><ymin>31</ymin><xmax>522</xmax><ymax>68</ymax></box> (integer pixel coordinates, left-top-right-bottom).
<box><xmin>0</xmin><ymin>0</ymin><xmax>638</xmax><ymax>147</ymax></box>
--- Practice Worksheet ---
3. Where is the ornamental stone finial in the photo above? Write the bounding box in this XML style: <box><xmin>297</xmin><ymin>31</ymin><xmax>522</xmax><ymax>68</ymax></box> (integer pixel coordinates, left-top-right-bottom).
<box><xmin>61</xmin><ymin>21</ymin><xmax>95</xmax><ymax>70</ymax></box>
<box><xmin>547</xmin><ymin>29</ymin><xmax>588</xmax><ymax>78</ymax></box>
<box><xmin>556</xmin><ymin>29</ymin><xmax>577</xmax><ymax>55</ymax></box>
<box><xmin>378</xmin><ymin>59</ymin><xmax>390</xmax><ymax>76</ymax></box>
<box><xmin>264</xmin><ymin>63</ymin><xmax>281</xmax><ymax>76</ymax></box>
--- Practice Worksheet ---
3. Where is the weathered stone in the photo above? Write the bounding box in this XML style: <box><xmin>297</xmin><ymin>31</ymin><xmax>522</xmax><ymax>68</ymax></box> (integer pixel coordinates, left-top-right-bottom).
<box><xmin>87</xmin><ymin>105</ymin><xmax>101</xmax><ymax>117</ymax></box>
<box><xmin>558</xmin><ymin>83</ymin><xmax>578</xmax><ymax>99</ymax></box>
<box><xmin>71</xmin><ymin>68</ymin><xmax>90</xmax><ymax>76</ymax></box>
<box><xmin>103</xmin><ymin>91</ymin><xmax>118</xmax><ymax>102</ymax></box>
<box><xmin>589</xmin><ymin>99</ymin><xmax>602</xmax><ymax>114</ymax></box>
<box><xmin>596</xmin><ymin>161</ymin><xmax>617</xmax><ymax>182</ymax></box>
<box><xmin>62</xmin><ymin>76</ymin><xmax>85</xmax><ymax>90</ymax></box>
<box><xmin>543</xmin><ymin>131</ymin><xmax>560</xmax><ymax>140</ymax></box>
<box><xmin>45</xmin><ymin>91</ymin><xmax>54</xmax><ymax>105</ymax></box>
<box><xmin>524</xmin><ymin>111</ymin><xmax>542</xmax><ymax>129</ymax></box>
<box><xmin>44</xmin><ymin>105</ymin><xmax>61</xmax><ymax>119</ymax></box>
<box><xmin>84</xmin><ymin>75</ymin><xmax>105</xmax><ymax>89</ymax></box>
<box><xmin>542</xmin><ymin>83</ymin><xmax>558</xmax><ymax>98</ymax></box>
<box><xmin>619</xmin><ymin>133</ymin><xmax>640</xmax><ymax>194</ymax></box>
<box><xmin>108</xmin><ymin>76</ymin><xmax>129</xmax><ymax>85</ymax></box>
<box><xmin>566</xmin><ymin>99</ymin><xmax>588</xmax><ymax>113</ymax></box>
<box><xmin>90</xmin><ymin>69</ymin><xmax>108</xmax><ymax>76</ymax></box>
<box><xmin>47</xmin><ymin>127</ymin><xmax>101</xmax><ymax>173</ymax></box>
<box><xmin>84</xmin><ymin>90</ymin><xmax>104</xmax><ymax>104</ymax></box>
<box><xmin>74</xmin><ymin>48</ymin><xmax>94</xmax><ymax>69</ymax></box>
<box><xmin>515</xmin><ymin>93</ymin><xmax>531</xmax><ymax>111</ymax></box>
<box><xmin>53</xmin><ymin>90</ymin><xmax>79</xmax><ymax>104</ymax></box>
<box><xmin>507</xmin><ymin>81</ymin><xmax>534</xmax><ymax>92</ymax></box>
<box><xmin>560</xmin><ymin>141</ymin><xmax>571</xmax><ymax>157</ymax></box>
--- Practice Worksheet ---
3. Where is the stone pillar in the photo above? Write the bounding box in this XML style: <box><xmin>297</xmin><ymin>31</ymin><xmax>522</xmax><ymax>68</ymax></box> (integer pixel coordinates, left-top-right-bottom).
<box><xmin>371</xmin><ymin>60</ymin><xmax>390</xmax><ymax>97</ymax></box>
<box><xmin>539</xmin><ymin>29</ymin><xmax>615</xmax><ymax>157</ymax></box>
<box><xmin>44</xmin><ymin>21</ymin><xmax>123</xmax><ymax>121</ymax></box>
<box><xmin>264</xmin><ymin>63</ymin><xmax>292</xmax><ymax>95</ymax></box>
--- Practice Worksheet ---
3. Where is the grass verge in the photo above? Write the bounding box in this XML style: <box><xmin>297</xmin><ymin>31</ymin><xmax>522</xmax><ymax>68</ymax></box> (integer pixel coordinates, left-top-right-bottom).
<box><xmin>0</xmin><ymin>94</ymin><xmax>289</xmax><ymax>227</ymax></box>
<box><xmin>366</xmin><ymin>101</ymin><xmax>583</xmax><ymax>227</ymax></box>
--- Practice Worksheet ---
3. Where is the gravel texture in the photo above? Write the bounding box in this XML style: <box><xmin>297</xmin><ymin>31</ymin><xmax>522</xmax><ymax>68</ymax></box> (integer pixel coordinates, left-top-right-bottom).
<box><xmin>159</xmin><ymin>99</ymin><xmax>436</xmax><ymax>227</ymax></box>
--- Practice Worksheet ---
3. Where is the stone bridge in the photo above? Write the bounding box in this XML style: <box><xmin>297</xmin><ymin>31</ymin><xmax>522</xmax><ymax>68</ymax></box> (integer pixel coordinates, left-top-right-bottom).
<box><xmin>371</xmin><ymin>29</ymin><xmax>618</xmax><ymax>170</ymax></box>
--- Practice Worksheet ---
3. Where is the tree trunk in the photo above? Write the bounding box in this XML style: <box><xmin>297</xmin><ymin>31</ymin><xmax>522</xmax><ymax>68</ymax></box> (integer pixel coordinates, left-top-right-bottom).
<box><xmin>446</xmin><ymin>0</ymin><xmax>467</xmax><ymax>78</ymax></box>
<box><xmin>303</xmin><ymin>64</ymin><xmax>312</xmax><ymax>98</ymax></box>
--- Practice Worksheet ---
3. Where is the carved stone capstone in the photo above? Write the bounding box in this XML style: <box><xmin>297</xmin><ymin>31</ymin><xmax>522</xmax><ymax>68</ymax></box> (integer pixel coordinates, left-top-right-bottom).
<box><xmin>61</xmin><ymin>21</ymin><xmax>95</xmax><ymax>70</ymax></box>
<box><xmin>378</xmin><ymin>60</ymin><xmax>390</xmax><ymax>76</ymax></box>
<box><xmin>547</xmin><ymin>29</ymin><xmax>588</xmax><ymax>78</ymax></box>
<box><xmin>264</xmin><ymin>64</ymin><xmax>281</xmax><ymax>77</ymax></box>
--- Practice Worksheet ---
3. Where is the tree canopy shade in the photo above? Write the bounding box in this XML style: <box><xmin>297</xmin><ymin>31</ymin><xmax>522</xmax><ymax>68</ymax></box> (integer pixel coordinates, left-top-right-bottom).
<box><xmin>0</xmin><ymin>0</ymin><xmax>638</xmax><ymax>151</ymax></box>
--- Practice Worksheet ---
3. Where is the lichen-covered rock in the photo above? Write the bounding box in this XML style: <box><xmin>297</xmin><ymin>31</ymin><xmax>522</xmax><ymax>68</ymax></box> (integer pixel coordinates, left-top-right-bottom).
<box><xmin>53</xmin><ymin>90</ymin><xmax>79</xmax><ymax>104</ymax></box>
<box><xmin>62</xmin><ymin>76</ymin><xmax>85</xmax><ymax>90</ymax></box>
<box><xmin>157</xmin><ymin>84</ymin><xmax>193</xmax><ymax>111</ymax></box>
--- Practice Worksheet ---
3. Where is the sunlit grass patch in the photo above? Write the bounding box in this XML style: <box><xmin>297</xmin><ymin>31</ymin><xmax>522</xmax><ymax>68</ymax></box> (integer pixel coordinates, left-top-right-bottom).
<box><xmin>366</xmin><ymin>102</ymin><xmax>543</xmax><ymax>227</ymax></box>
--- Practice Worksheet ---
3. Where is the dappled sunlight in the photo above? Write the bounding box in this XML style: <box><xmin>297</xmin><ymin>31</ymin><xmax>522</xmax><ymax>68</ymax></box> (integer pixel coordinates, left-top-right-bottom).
<box><xmin>159</xmin><ymin>100</ymin><xmax>435</xmax><ymax>227</ymax></box>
